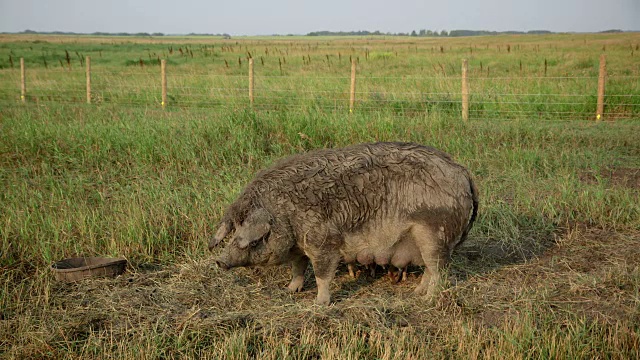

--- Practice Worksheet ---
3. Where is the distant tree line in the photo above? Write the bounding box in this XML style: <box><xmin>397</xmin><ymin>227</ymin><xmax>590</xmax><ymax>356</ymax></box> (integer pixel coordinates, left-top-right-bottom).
<box><xmin>16</xmin><ymin>29</ymin><xmax>166</xmax><ymax>37</ymax></box>
<box><xmin>448</xmin><ymin>30</ymin><xmax>553</xmax><ymax>37</ymax></box>
<box><xmin>6</xmin><ymin>29</ymin><xmax>629</xmax><ymax>38</ymax></box>
<box><xmin>308</xmin><ymin>30</ymin><xmax>386</xmax><ymax>36</ymax></box>
<box><xmin>308</xmin><ymin>29</ymin><xmax>557</xmax><ymax>37</ymax></box>
<box><xmin>10</xmin><ymin>30</ymin><xmax>232</xmax><ymax>38</ymax></box>
<box><xmin>307</xmin><ymin>29</ymin><xmax>629</xmax><ymax>37</ymax></box>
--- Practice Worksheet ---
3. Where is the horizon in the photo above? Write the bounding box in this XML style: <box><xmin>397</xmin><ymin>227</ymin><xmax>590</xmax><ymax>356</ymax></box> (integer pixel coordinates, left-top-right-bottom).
<box><xmin>0</xmin><ymin>0</ymin><xmax>638</xmax><ymax>36</ymax></box>
<box><xmin>3</xmin><ymin>28</ymin><xmax>637</xmax><ymax>37</ymax></box>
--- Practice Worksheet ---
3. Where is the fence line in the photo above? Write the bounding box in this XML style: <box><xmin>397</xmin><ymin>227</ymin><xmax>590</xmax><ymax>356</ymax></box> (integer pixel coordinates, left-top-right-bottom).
<box><xmin>18</xmin><ymin>67</ymin><xmax>640</xmax><ymax>80</ymax></box>
<box><xmin>9</xmin><ymin>64</ymin><xmax>640</xmax><ymax>79</ymax></box>
<box><xmin>6</xmin><ymin>69</ymin><xmax>639</xmax><ymax>81</ymax></box>
<box><xmin>13</xmin><ymin>90</ymin><xmax>636</xmax><ymax>107</ymax></box>
<box><xmin>15</xmin><ymin>69</ymin><xmax>640</xmax><ymax>80</ymax></box>
<box><xmin>8</xmin><ymin>56</ymin><xmax>640</xmax><ymax>121</ymax></box>
<box><xmin>462</xmin><ymin>59</ymin><xmax>469</xmax><ymax>121</ymax></box>
<box><xmin>86</xmin><ymin>56</ymin><xmax>91</xmax><ymax>104</ymax></box>
<box><xmin>161</xmin><ymin>59</ymin><xmax>167</xmax><ymax>109</ymax></box>
<box><xmin>349</xmin><ymin>59</ymin><xmax>357</xmax><ymax>113</ymax></box>
<box><xmin>249</xmin><ymin>58</ymin><xmax>254</xmax><ymax>107</ymax></box>
<box><xmin>596</xmin><ymin>54</ymin><xmax>606</xmax><ymax>121</ymax></box>
<box><xmin>19</xmin><ymin>89</ymin><xmax>635</xmax><ymax>106</ymax></box>
<box><xmin>4</xmin><ymin>85</ymin><xmax>639</xmax><ymax>98</ymax></box>
<box><xmin>20</xmin><ymin>58</ymin><xmax>25</xmax><ymax>103</ymax></box>
<box><xmin>1</xmin><ymin>97</ymin><xmax>636</xmax><ymax>120</ymax></box>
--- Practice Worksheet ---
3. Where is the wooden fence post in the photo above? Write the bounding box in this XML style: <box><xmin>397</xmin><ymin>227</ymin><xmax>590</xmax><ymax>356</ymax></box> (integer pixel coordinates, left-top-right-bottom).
<box><xmin>86</xmin><ymin>56</ymin><xmax>91</xmax><ymax>104</ymax></box>
<box><xmin>20</xmin><ymin>58</ymin><xmax>26</xmax><ymax>103</ymax></box>
<box><xmin>349</xmin><ymin>59</ymin><xmax>357</xmax><ymax>113</ymax></box>
<box><xmin>462</xmin><ymin>59</ymin><xmax>469</xmax><ymax>121</ymax></box>
<box><xmin>161</xmin><ymin>59</ymin><xmax>167</xmax><ymax>109</ymax></box>
<box><xmin>249</xmin><ymin>58</ymin><xmax>254</xmax><ymax>107</ymax></box>
<box><xmin>596</xmin><ymin>54</ymin><xmax>606</xmax><ymax>121</ymax></box>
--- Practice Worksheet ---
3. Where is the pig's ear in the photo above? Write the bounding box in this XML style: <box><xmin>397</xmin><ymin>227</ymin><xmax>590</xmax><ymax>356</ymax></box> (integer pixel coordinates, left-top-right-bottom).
<box><xmin>236</xmin><ymin>209</ymin><xmax>272</xmax><ymax>249</ymax></box>
<box><xmin>208</xmin><ymin>220</ymin><xmax>233</xmax><ymax>251</ymax></box>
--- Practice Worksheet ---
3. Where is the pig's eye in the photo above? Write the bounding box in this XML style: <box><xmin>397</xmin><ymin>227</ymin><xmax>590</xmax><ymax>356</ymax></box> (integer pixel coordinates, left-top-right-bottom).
<box><xmin>250</xmin><ymin>239</ymin><xmax>261</xmax><ymax>248</ymax></box>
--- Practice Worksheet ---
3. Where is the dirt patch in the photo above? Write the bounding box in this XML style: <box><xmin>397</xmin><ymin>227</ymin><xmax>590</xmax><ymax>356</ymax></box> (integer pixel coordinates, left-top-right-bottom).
<box><xmin>580</xmin><ymin>167</ymin><xmax>640</xmax><ymax>189</ymax></box>
<box><xmin>47</xmin><ymin>228</ymin><xmax>637</xmax><ymax>324</ymax></box>
<box><xmin>465</xmin><ymin>226</ymin><xmax>640</xmax><ymax>327</ymax></box>
<box><xmin>3</xmin><ymin>226</ymin><xmax>639</xmax><ymax>357</ymax></box>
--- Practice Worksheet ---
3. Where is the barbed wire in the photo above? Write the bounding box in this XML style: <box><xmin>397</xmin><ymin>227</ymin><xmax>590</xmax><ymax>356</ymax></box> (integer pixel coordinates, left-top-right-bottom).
<box><xmin>14</xmin><ymin>92</ymin><xmax>637</xmax><ymax>109</ymax></box>
<box><xmin>2</xmin><ymin>66</ymin><xmax>638</xmax><ymax>120</ymax></box>
<box><xmin>7</xmin><ymin>90</ymin><xmax>638</xmax><ymax>105</ymax></box>
<box><xmin>9</xmin><ymin>91</ymin><xmax>639</xmax><ymax>104</ymax></box>
<box><xmin>3</xmin><ymin>101</ymin><xmax>631</xmax><ymax>121</ymax></box>
<box><xmin>6</xmin><ymin>84</ymin><xmax>638</xmax><ymax>100</ymax></box>
<box><xmin>3</xmin><ymin>66</ymin><xmax>640</xmax><ymax>79</ymax></box>
<box><xmin>4</xmin><ymin>96</ymin><xmax>635</xmax><ymax>114</ymax></box>
<box><xmin>3</xmin><ymin>98</ymin><xmax>636</xmax><ymax>120</ymax></box>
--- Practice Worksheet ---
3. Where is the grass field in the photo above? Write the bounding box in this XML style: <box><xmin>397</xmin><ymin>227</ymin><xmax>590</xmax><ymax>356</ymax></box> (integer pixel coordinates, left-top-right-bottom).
<box><xmin>1</xmin><ymin>32</ymin><xmax>639</xmax><ymax>119</ymax></box>
<box><xmin>1</xmin><ymin>33</ymin><xmax>639</xmax><ymax>358</ymax></box>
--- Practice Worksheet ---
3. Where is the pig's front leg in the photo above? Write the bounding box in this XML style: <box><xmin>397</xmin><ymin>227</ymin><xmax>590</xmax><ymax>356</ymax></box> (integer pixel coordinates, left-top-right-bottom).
<box><xmin>287</xmin><ymin>255</ymin><xmax>309</xmax><ymax>293</ymax></box>
<box><xmin>310</xmin><ymin>254</ymin><xmax>341</xmax><ymax>305</ymax></box>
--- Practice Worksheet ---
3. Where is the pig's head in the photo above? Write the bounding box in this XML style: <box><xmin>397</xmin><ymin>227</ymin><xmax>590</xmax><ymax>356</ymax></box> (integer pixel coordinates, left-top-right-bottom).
<box><xmin>209</xmin><ymin>208</ymin><xmax>293</xmax><ymax>270</ymax></box>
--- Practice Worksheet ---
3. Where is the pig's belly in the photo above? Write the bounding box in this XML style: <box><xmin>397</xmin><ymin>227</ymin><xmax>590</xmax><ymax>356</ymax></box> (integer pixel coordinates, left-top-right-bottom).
<box><xmin>341</xmin><ymin>221</ymin><xmax>425</xmax><ymax>268</ymax></box>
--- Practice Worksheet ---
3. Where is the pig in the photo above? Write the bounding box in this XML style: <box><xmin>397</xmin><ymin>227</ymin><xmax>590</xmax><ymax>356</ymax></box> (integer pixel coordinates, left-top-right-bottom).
<box><xmin>209</xmin><ymin>142</ymin><xmax>478</xmax><ymax>305</ymax></box>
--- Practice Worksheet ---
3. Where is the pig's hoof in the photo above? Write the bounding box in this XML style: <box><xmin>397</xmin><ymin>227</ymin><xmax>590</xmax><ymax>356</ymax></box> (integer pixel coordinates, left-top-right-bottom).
<box><xmin>287</xmin><ymin>278</ymin><xmax>304</xmax><ymax>293</ymax></box>
<box><xmin>314</xmin><ymin>293</ymin><xmax>331</xmax><ymax>306</ymax></box>
<box><xmin>414</xmin><ymin>283</ymin><xmax>439</xmax><ymax>298</ymax></box>
<box><xmin>347</xmin><ymin>264</ymin><xmax>356</xmax><ymax>278</ymax></box>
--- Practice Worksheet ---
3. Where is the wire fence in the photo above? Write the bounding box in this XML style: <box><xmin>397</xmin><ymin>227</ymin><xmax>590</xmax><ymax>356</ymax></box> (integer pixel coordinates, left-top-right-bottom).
<box><xmin>1</xmin><ymin>57</ymin><xmax>639</xmax><ymax>121</ymax></box>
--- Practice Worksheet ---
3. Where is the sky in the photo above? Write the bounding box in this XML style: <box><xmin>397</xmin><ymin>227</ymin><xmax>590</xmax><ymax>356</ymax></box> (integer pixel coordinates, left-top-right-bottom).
<box><xmin>0</xmin><ymin>0</ymin><xmax>638</xmax><ymax>35</ymax></box>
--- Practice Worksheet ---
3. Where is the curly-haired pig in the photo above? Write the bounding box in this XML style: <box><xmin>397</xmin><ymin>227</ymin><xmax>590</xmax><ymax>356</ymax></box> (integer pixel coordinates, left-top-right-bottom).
<box><xmin>209</xmin><ymin>142</ymin><xmax>478</xmax><ymax>305</ymax></box>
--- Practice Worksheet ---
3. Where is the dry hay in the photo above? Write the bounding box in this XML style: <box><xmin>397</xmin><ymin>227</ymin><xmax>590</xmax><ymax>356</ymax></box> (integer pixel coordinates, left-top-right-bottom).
<box><xmin>2</xmin><ymin>226</ymin><xmax>639</xmax><ymax>357</ymax></box>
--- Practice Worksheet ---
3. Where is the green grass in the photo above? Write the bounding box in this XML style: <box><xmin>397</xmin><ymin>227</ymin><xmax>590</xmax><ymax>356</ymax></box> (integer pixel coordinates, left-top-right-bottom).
<box><xmin>1</xmin><ymin>33</ymin><xmax>639</xmax><ymax>358</ymax></box>
<box><xmin>1</xmin><ymin>32</ymin><xmax>639</xmax><ymax>118</ymax></box>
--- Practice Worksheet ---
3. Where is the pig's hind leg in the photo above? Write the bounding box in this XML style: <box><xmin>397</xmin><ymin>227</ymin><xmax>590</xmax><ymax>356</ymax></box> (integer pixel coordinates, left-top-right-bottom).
<box><xmin>411</xmin><ymin>224</ymin><xmax>449</xmax><ymax>297</ymax></box>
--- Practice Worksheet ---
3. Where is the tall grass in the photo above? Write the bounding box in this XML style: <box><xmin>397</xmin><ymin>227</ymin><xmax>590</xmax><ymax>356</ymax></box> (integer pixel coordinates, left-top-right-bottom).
<box><xmin>1</xmin><ymin>33</ymin><xmax>639</xmax><ymax>358</ymax></box>
<box><xmin>1</xmin><ymin>104</ymin><xmax>638</xmax><ymax>270</ymax></box>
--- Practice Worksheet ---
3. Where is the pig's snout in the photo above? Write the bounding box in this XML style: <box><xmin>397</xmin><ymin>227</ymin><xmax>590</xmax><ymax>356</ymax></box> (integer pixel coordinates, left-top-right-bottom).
<box><xmin>215</xmin><ymin>259</ymin><xmax>230</xmax><ymax>270</ymax></box>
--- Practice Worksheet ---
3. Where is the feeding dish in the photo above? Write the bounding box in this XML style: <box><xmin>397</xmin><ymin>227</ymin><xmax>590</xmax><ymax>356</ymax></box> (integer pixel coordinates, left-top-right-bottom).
<box><xmin>51</xmin><ymin>257</ymin><xmax>127</xmax><ymax>282</ymax></box>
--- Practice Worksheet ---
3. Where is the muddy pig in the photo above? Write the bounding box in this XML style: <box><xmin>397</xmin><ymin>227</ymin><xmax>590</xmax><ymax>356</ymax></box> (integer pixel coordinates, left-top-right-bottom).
<box><xmin>209</xmin><ymin>142</ymin><xmax>478</xmax><ymax>305</ymax></box>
